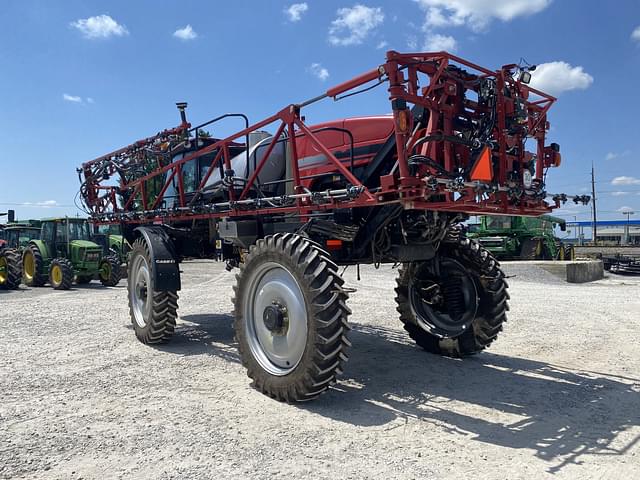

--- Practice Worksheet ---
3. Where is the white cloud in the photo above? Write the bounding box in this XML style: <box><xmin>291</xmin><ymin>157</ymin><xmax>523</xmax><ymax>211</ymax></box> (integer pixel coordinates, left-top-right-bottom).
<box><xmin>284</xmin><ymin>3</ymin><xmax>308</xmax><ymax>22</ymax></box>
<box><xmin>63</xmin><ymin>94</ymin><xmax>94</xmax><ymax>104</ymax></box>
<box><xmin>63</xmin><ymin>94</ymin><xmax>82</xmax><ymax>103</ymax></box>
<box><xmin>423</xmin><ymin>33</ymin><xmax>457</xmax><ymax>51</ymax></box>
<box><xmin>71</xmin><ymin>15</ymin><xmax>128</xmax><ymax>39</ymax></box>
<box><xmin>173</xmin><ymin>25</ymin><xmax>197</xmax><ymax>40</ymax></box>
<box><xmin>605</xmin><ymin>150</ymin><xmax>630</xmax><ymax>161</ymax></box>
<box><xmin>328</xmin><ymin>5</ymin><xmax>384</xmax><ymax>46</ymax></box>
<box><xmin>414</xmin><ymin>0</ymin><xmax>551</xmax><ymax>31</ymax></box>
<box><xmin>376</xmin><ymin>40</ymin><xmax>388</xmax><ymax>49</ymax></box>
<box><xmin>632</xmin><ymin>26</ymin><xmax>640</xmax><ymax>42</ymax></box>
<box><xmin>308</xmin><ymin>63</ymin><xmax>329</xmax><ymax>81</ymax></box>
<box><xmin>528</xmin><ymin>61</ymin><xmax>593</xmax><ymax>96</ymax></box>
<box><xmin>424</xmin><ymin>7</ymin><xmax>449</xmax><ymax>27</ymax></box>
<box><xmin>617</xmin><ymin>206</ymin><xmax>635</xmax><ymax>213</ymax></box>
<box><xmin>612</xmin><ymin>191</ymin><xmax>631</xmax><ymax>197</ymax></box>
<box><xmin>22</xmin><ymin>200</ymin><xmax>59</xmax><ymax>207</ymax></box>
<box><xmin>612</xmin><ymin>176</ymin><xmax>640</xmax><ymax>186</ymax></box>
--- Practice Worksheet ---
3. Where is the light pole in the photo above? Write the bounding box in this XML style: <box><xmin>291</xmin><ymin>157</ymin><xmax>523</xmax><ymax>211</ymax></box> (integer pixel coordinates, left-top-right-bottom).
<box><xmin>623</xmin><ymin>210</ymin><xmax>635</xmax><ymax>245</ymax></box>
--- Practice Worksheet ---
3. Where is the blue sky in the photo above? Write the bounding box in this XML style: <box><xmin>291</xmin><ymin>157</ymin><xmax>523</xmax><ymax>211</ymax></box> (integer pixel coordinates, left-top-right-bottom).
<box><xmin>1</xmin><ymin>0</ymin><xmax>639</xmax><ymax>225</ymax></box>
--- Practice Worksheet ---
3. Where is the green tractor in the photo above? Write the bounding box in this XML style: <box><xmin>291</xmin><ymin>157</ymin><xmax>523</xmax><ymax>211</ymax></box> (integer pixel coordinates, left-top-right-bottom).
<box><xmin>93</xmin><ymin>224</ymin><xmax>130</xmax><ymax>277</ymax></box>
<box><xmin>0</xmin><ymin>222</ymin><xmax>41</xmax><ymax>290</ymax></box>
<box><xmin>22</xmin><ymin>217</ymin><xmax>122</xmax><ymax>290</ymax></box>
<box><xmin>468</xmin><ymin>215</ymin><xmax>574</xmax><ymax>261</ymax></box>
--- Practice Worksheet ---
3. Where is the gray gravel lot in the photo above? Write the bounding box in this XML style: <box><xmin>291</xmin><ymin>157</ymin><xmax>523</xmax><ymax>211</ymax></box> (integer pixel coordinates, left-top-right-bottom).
<box><xmin>1</xmin><ymin>261</ymin><xmax>639</xmax><ymax>479</ymax></box>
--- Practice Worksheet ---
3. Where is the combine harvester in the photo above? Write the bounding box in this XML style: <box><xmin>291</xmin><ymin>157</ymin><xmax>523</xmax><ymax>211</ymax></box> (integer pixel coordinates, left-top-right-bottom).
<box><xmin>469</xmin><ymin>214</ymin><xmax>574</xmax><ymax>260</ymax></box>
<box><xmin>78</xmin><ymin>51</ymin><xmax>588</xmax><ymax>401</ymax></box>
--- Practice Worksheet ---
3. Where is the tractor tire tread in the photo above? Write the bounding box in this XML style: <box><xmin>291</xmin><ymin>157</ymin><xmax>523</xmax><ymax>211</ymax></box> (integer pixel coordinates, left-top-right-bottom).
<box><xmin>0</xmin><ymin>249</ymin><xmax>22</xmax><ymax>290</ymax></box>
<box><xmin>395</xmin><ymin>225</ymin><xmax>509</xmax><ymax>357</ymax></box>
<box><xmin>128</xmin><ymin>238</ymin><xmax>179</xmax><ymax>344</ymax></box>
<box><xmin>49</xmin><ymin>258</ymin><xmax>74</xmax><ymax>290</ymax></box>
<box><xmin>233</xmin><ymin>233</ymin><xmax>350</xmax><ymax>403</ymax></box>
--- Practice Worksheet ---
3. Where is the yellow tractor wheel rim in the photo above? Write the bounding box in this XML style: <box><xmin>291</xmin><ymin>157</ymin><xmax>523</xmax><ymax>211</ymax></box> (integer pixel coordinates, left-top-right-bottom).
<box><xmin>51</xmin><ymin>265</ymin><xmax>63</xmax><ymax>285</ymax></box>
<box><xmin>0</xmin><ymin>256</ymin><xmax>7</xmax><ymax>284</ymax></box>
<box><xmin>23</xmin><ymin>252</ymin><xmax>35</xmax><ymax>281</ymax></box>
<box><xmin>100</xmin><ymin>262</ymin><xmax>111</xmax><ymax>281</ymax></box>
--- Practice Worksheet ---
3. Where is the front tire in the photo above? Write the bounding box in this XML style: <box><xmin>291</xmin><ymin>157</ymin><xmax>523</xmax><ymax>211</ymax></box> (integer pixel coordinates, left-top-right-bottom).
<box><xmin>395</xmin><ymin>229</ymin><xmax>509</xmax><ymax>357</ymax></box>
<box><xmin>49</xmin><ymin>258</ymin><xmax>74</xmax><ymax>290</ymax></box>
<box><xmin>99</xmin><ymin>255</ymin><xmax>122</xmax><ymax>286</ymax></box>
<box><xmin>128</xmin><ymin>238</ymin><xmax>179</xmax><ymax>344</ymax></box>
<box><xmin>233</xmin><ymin>233</ymin><xmax>351</xmax><ymax>402</ymax></box>
<box><xmin>0</xmin><ymin>249</ymin><xmax>22</xmax><ymax>290</ymax></box>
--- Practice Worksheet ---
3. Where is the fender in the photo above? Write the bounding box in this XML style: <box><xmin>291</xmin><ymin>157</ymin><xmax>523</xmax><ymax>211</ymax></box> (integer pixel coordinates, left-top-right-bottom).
<box><xmin>134</xmin><ymin>226</ymin><xmax>181</xmax><ymax>291</ymax></box>
<box><xmin>28</xmin><ymin>239</ymin><xmax>50</xmax><ymax>260</ymax></box>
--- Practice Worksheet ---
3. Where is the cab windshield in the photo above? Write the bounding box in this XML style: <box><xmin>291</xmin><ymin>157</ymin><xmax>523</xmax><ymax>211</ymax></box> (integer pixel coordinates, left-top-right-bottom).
<box><xmin>66</xmin><ymin>221</ymin><xmax>92</xmax><ymax>241</ymax></box>
<box><xmin>485</xmin><ymin>216</ymin><xmax>513</xmax><ymax>230</ymax></box>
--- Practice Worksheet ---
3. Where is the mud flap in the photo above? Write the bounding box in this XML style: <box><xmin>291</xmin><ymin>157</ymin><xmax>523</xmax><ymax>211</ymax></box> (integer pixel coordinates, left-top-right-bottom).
<box><xmin>134</xmin><ymin>226</ymin><xmax>181</xmax><ymax>291</ymax></box>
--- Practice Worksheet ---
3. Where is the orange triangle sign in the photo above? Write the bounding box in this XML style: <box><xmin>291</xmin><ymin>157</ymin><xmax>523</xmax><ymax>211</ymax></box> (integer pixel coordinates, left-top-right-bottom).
<box><xmin>470</xmin><ymin>146</ymin><xmax>493</xmax><ymax>182</ymax></box>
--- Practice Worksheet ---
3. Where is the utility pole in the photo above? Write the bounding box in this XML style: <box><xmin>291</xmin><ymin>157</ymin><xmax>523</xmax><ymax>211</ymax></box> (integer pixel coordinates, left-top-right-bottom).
<box><xmin>624</xmin><ymin>210</ymin><xmax>635</xmax><ymax>245</ymax></box>
<box><xmin>591</xmin><ymin>164</ymin><xmax>597</xmax><ymax>245</ymax></box>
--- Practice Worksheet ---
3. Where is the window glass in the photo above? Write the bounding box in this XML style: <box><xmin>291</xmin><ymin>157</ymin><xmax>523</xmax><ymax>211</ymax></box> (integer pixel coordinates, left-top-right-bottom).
<box><xmin>183</xmin><ymin>159</ymin><xmax>197</xmax><ymax>193</ymax></box>
<box><xmin>41</xmin><ymin>222</ymin><xmax>54</xmax><ymax>242</ymax></box>
<box><xmin>68</xmin><ymin>222</ymin><xmax>91</xmax><ymax>240</ymax></box>
<box><xmin>486</xmin><ymin>216</ymin><xmax>512</xmax><ymax>229</ymax></box>
<box><xmin>55</xmin><ymin>222</ymin><xmax>66</xmax><ymax>243</ymax></box>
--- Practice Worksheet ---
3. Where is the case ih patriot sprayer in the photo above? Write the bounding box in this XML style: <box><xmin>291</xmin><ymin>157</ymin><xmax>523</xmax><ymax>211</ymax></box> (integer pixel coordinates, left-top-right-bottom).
<box><xmin>78</xmin><ymin>51</ymin><xmax>588</xmax><ymax>402</ymax></box>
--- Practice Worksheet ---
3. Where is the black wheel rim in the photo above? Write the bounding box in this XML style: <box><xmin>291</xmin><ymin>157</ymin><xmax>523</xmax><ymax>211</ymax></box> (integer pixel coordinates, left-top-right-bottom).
<box><xmin>408</xmin><ymin>258</ymin><xmax>478</xmax><ymax>338</ymax></box>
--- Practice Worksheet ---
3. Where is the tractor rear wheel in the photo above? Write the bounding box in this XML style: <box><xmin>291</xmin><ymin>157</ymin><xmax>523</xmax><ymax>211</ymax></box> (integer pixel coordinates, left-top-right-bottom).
<box><xmin>99</xmin><ymin>255</ymin><xmax>122</xmax><ymax>287</ymax></box>
<box><xmin>49</xmin><ymin>258</ymin><xmax>74</xmax><ymax>290</ymax></box>
<box><xmin>0</xmin><ymin>249</ymin><xmax>22</xmax><ymax>290</ymax></box>
<box><xmin>233</xmin><ymin>233</ymin><xmax>351</xmax><ymax>402</ymax></box>
<box><xmin>395</xmin><ymin>228</ymin><xmax>509</xmax><ymax>357</ymax></box>
<box><xmin>22</xmin><ymin>244</ymin><xmax>46</xmax><ymax>287</ymax></box>
<box><xmin>128</xmin><ymin>237</ymin><xmax>179</xmax><ymax>344</ymax></box>
<box><xmin>564</xmin><ymin>245</ymin><xmax>575</xmax><ymax>261</ymax></box>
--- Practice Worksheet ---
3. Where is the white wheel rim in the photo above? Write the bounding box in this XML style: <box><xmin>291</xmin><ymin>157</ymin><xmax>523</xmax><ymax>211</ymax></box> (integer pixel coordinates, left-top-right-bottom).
<box><xmin>244</xmin><ymin>262</ymin><xmax>308</xmax><ymax>376</ymax></box>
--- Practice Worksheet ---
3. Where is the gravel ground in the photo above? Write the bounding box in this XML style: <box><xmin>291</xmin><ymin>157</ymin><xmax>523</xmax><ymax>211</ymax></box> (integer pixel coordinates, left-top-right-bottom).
<box><xmin>1</xmin><ymin>261</ymin><xmax>639</xmax><ymax>479</ymax></box>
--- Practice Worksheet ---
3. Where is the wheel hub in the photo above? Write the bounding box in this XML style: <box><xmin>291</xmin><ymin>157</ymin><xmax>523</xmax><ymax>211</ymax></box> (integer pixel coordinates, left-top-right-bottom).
<box><xmin>23</xmin><ymin>253</ymin><xmax>34</xmax><ymax>280</ymax></box>
<box><xmin>263</xmin><ymin>303</ymin><xmax>287</xmax><ymax>333</ymax></box>
<box><xmin>0</xmin><ymin>257</ymin><xmax>7</xmax><ymax>284</ymax></box>
<box><xmin>409</xmin><ymin>258</ymin><xmax>478</xmax><ymax>338</ymax></box>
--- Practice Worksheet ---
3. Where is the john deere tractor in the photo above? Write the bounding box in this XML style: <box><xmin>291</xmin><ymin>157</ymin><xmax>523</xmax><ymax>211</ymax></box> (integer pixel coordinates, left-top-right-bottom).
<box><xmin>22</xmin><ymin>217</ymin><xmax>122</xmax><ymax>290</ymax></box>
<box><xmin>0</xmin><ymin>221</ymin><xmax>41</xmax><ymax>290</ymax></box>
<box><xmin>93</xmin><ymin>224</ymin><xmax>130</xmax><ymax>277</ymax></box>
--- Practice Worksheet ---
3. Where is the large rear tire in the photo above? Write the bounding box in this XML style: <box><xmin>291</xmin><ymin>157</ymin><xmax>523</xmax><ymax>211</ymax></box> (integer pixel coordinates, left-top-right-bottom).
<box><xmin>49</xmin><ymin>258</ymin><xmax>74</xmax><ymax>290</ymax></box>
<box><xmin>520</xmin><ymin>238</ymin><xmax>542</xmax><ymax>260</ymax></box>
<box><xmin>233</xmin><ymin>233</ymin><xmax>351</xmax><ymax>402</ymax></box>
<box><xmin>22</xmin><ymin>244</ymin><xmax>46</xmax><ymax>287</ymax></box>
<box><xmin>99</xmin><ymin>255</ymin><xmax>122</xmax><ymax>287</ymax></box>
<box><xmin>395</xmin><ymin>228</ymin><xmax>509</xmax><ymax>357</ymax></box>
<box><xmin>0</xmin><ymin>249</ymin><xmax>22</xmax><ymax>290</ymax></box>
<box><xmin>128</xmin><ymin>237</ymin><xmax>179</xmax><ymax>344</ymax></box>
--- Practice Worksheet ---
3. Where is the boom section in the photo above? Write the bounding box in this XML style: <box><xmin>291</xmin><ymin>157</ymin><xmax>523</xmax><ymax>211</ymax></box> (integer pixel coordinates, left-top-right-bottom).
<box><xmin>78</xmin><ymin>51</ymin><xmax>573</xmax><ymax>225</ymax></box>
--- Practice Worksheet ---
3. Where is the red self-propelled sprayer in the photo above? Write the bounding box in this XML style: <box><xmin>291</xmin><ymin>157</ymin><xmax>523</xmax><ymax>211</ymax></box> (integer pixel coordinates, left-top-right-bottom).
<box><xmin>78</xmin><ymin>51</ymin><xmax>589</xmax><ymax>402</ymax></box>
